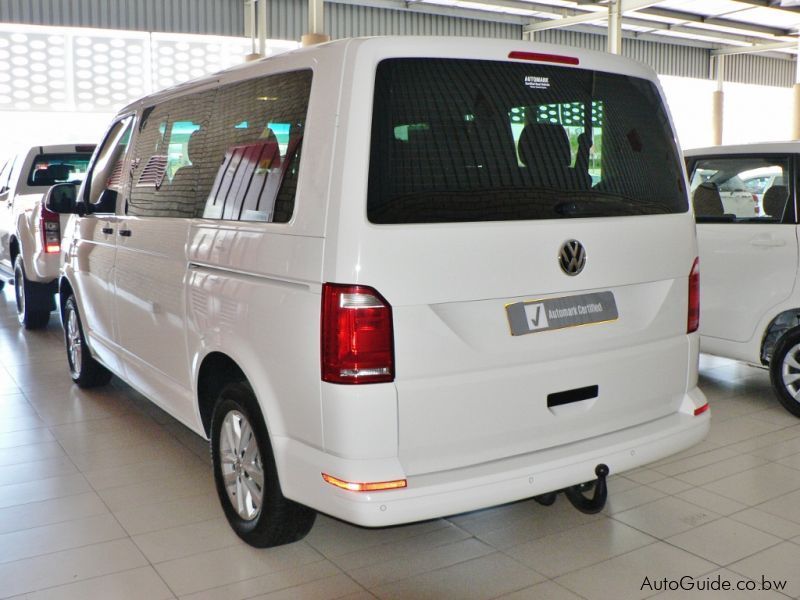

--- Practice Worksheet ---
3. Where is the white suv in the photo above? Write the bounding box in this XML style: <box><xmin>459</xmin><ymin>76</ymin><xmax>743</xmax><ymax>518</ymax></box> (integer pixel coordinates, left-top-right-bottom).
<box><xmin>47</xmin><ymin>37</ymin><xmax>709</xmax><ymax>547</ymax></box>
<box><xmin>0</xmin><ymin>144</ymin><xmax>94</xmax><ymax>328</ymax></box>
<box><xmin>686</xmin><ymin>143</ymin><xmax>800</xmax><ymax>417</ymax></box>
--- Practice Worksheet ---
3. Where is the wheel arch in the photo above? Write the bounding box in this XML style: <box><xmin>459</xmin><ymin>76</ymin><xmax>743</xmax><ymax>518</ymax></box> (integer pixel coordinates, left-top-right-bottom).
<box><xmin>761</xmin><ymin>309</ymin><xmax>800</xmax><ymax>366</ymax></box>
<box><xmin>196</xmin><ymin>351</ymin><xmax>250</xmax><ymax>438</ymax></box>
<box><xmin>8</xmin><ymin>235</ymin><xmax>19</xmax><ymax>263</ymax></box>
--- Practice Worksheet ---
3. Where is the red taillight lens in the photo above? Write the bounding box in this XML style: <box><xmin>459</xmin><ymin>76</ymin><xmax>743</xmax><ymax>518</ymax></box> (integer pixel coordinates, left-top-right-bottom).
<box><xmin>688</xmin><ymin>257</ymin><xmax>700</xmax><ymax>333</ymax></box>
<box><xmin>694</xmin><ymin>403</ymin><xmax>710</xmax><ymax>417</ymax></box>
<box><xmin>41</xmin><ymin>206</ymin><xmax>60</xmax><ymax>254</ymax></box>
<box><xmin>321</xmin><ymin>283</ymin><xmax>395</xmax><ymax>384</ymax></box>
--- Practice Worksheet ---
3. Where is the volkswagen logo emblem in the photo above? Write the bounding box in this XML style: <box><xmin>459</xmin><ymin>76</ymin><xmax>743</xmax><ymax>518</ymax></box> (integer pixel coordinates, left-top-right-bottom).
<box><xmin>559</xmin><ymin>240</ymin><xmax>586</xmax><ymax>276</ymax></box>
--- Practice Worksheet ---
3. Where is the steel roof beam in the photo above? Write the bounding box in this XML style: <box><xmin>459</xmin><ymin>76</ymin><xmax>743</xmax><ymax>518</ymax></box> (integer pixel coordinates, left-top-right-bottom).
<box><xmin>711</xmin><ymin>39</ymin><xmax>798</xmax><ymax>54</ymax></box>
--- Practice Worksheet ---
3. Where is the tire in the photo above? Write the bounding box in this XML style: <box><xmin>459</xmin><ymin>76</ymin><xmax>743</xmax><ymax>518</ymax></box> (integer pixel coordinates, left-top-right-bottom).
<box><xmin>0</xmin><ymin>279</ymin><xmax>5</xmax><ymax>292</ymax></box>
<box><xmin>769</xmin><ymin>327</ymin><xmax>800</xmax><ymax>418</ymax></box>
<box><xmin>63</xmin><ymin>294</ymin><xmax>112</xmax><ymax>388</ymax></box>
<box><xmin>14</xmin><ymin>256</ymin><xmax>51</xmax><ymax>329</ymax></box>
<box><xmin>211</xmin><ymin>381</ymin><xmax>316</xmax><ymax>547</ymax></box>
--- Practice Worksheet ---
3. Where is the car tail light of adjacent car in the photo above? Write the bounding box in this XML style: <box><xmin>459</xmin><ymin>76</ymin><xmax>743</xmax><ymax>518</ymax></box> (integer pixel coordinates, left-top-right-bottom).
<box><xmin>321</xmin><ymin>283</ymin><xmax>395</xmax><ymax>384</ymax></box>
<box><xmin>41</xmin><ymin>206</ymin><xmax>61</xmax><ymax>254</ymax></box>
<box><xmin>688</xmin><ymin>257</ymin><xmax>700</xmax><ymax>334</ymax></box>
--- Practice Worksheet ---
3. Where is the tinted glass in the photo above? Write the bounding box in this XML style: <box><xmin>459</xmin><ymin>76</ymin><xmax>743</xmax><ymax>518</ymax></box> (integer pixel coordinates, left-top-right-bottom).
<box><xmin>127</xmin><ymin>89</ymin><xmax>216</xmax><ymax>218</ymax></box>
<box><xmin>367</xmin><ymin>58</ymin><xmax>687</xmax><ymax>224</ymax></box>
<box><xmin>201</xmin><ymin>69</ymin><xmax>312</xmax><ymax>223</ymax></box>
<box><xmin>27</xmin><ymin>153</ymin><xmax>92</xmax><ymax>187</ymax></box>
<box><xmin>86</xmin><ymin>116</ymin><xmax>134</xmax><ymax>207</ymax></box>
<box><xmin>688</xmin><ymin>155</ymin><xmax>791</xmax><ymax>223</ymax></box>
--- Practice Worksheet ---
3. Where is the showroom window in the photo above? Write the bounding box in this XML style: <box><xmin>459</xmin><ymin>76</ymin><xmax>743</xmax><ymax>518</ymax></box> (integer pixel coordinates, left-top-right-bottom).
<box><xmin>200</xmin><ymin>69</ymin><xmax>312</xmax><ymax>223</ymax></box>
<box><xmin>688</xmin><ymin>156</ymin><xmax>792</xmax><ymax>223</ymax></box>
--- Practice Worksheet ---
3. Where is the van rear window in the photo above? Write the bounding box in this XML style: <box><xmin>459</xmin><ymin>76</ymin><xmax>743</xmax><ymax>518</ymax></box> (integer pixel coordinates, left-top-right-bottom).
<box><xmin>367</xmin><ymin>58</ymin><xmax>687</xmax><ymax>224</ymax></box>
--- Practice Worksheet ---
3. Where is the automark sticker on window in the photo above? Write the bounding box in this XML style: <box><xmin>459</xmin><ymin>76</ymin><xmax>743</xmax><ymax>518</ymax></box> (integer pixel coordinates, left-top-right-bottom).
<box><xmin>506</xmin><ymin>291</ymin><xmax>618</xmax><ymax>336</ymax></box>
<box><xmin>524</xmin><ymin>75</ymin><xmax>550</xmax><ymax>90</ymax></box>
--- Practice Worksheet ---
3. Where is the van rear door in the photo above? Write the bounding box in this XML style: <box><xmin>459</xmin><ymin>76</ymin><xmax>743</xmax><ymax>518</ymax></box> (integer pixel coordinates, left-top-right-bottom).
<box><xmin>335</xmin><ymin>55</ymin><xmax>696</xmax><ymax>476</ymax></box>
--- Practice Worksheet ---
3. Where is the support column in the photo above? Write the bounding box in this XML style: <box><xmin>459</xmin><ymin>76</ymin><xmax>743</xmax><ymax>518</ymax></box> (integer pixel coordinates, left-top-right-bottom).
<box><xmin>258</xmin><ymin>0</ymin><xmax>267</xmax><ymax>56</ymax></box>
<box><xmin>711</xmin><ymin>55</ymin><xmax>724</xmax><ymax>146</ymax></box>
<box><xmin>607</xmin><ymin>0</ymin><xmax>622</xmax><ymax>55</ymax></box>
<box><xmin>244</xmin><ymin>0</ymin><xmax>260</xmax><ymax>61</ymax></box>
<box><xmin>793</xmin><ymin>40</ymin><xmax>800</xmax><ymax>139</ymax></box>
<box><xmin>302</xmin><ymin>0</ymin><xmax>330</xmax><ymax>46</ymax></box>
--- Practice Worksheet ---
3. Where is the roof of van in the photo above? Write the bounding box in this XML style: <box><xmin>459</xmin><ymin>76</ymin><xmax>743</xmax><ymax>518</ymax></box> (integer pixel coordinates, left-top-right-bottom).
<box><xmin>117</xmin><ymin>35</ymin><xmax>660</xmax><ymax>114</ymax></box>
<box><xmin>685</xmin><ymin>142</ymin><xmax>800</xmax><ymax>156</ymax></box>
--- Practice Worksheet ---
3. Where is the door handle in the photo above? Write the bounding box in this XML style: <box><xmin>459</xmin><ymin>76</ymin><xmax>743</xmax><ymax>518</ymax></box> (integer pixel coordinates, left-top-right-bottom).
<box><xmin>101</xmin><ymin>227</ymin><xmax>114</xmax><ymax>235</ymax></box>
<box><xmin>119</xmin><ymin>229</ymin><xmax>132</xmax><ymax>237</ymax></box>
<box><xmin>750</xmin><ymin>235</ymin><xmax>785</xmax><ymax>247</ymax></box>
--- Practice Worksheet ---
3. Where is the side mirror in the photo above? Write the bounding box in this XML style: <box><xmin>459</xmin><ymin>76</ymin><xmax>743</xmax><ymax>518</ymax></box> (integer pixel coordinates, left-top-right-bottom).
<box><xmin>44</xmin><ymin>183</ymin><xmax>79</xmax><ymax>214</ymax></box>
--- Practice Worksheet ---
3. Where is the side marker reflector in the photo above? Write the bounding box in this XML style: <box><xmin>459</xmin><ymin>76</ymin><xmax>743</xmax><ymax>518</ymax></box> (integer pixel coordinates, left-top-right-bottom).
<box><xmin>694</xmin><ymin>403</ymin><xmax>710</xmax><ymax>416</ymax></box>
<box><xmin>322</xmin><ymin>473</ymin><xmax>407</xmax><ymax>492</ymax></box>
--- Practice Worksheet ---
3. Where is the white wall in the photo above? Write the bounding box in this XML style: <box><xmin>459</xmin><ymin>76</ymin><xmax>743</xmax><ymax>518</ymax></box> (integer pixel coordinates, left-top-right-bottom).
<box><xmin>660</xmin><ymin>75</ymin><xmax>793</xmax><ymax>151</ymax></box>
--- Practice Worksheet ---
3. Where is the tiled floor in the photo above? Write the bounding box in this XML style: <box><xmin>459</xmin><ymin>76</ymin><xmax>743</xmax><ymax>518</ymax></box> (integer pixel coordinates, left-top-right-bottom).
<box><xmin>1</xmin><ymin>285</ymin><xmax>800</xmax><ymax>600</ymax></box>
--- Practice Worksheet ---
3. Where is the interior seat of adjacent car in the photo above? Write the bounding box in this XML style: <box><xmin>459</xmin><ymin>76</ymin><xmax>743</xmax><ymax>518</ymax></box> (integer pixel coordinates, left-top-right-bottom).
<box><xmin>32</xmin><ymin>168</ymin><xmax>54</xmax><ymax>185</ymax></box>
<box><xmin>692</xmin><ymin>181</ymin><xmax>725</xmax><ymax>217</ymax></box>
<box><xmin>763</xmin><ymin>184</ymin><xmax>788</xmax><ymax>220</ymax></box>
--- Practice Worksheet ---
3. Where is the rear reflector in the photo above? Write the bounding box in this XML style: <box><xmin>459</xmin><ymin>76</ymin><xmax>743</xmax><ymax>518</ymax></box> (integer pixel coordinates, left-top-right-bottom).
<box><xmin>322</xmin><ymin>473</ymin><xmax>407</xmax><ymax>492</ymax></box>
<box><xmin>321</xmin><ymin>283</ymin><xmax>395</xmax><ymax>384</ymax></box>
<box><xmin>688</xmin><ymin>257</ymin><xmax>699</xmax><ymax>333</ymax></box>
<box><xmin>508</xmin><ymin>51</ymin><xmax>579</xmax><ymax>65</ymax></box>
<box><xmin>694</xmin><ymin>403</ymin><xmax>710</xmax><ymax>417</ymax></box>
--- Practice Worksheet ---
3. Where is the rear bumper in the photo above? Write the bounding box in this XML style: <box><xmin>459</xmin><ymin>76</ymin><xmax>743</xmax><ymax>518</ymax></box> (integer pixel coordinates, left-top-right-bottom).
<box><xmin>28</xmin><ymin>247</ymin><xmax>60</xmax><ymax>284</ymax></box>
<box><xmin>274</xmin><ymin>386</ymin><xmax>709</xmax><ymax>527</ymax></box>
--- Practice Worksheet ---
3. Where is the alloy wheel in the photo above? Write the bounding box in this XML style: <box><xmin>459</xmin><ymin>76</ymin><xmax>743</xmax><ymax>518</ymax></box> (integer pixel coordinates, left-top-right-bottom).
<box><xmin>66</xmin><ymin>306</ymin><xmax>82</xmax><ymax>377</ymax></box>
<box><xmin>219</xmin><ymin>409</ymin><xmax>264</xmax><ymax>521</ymax></box>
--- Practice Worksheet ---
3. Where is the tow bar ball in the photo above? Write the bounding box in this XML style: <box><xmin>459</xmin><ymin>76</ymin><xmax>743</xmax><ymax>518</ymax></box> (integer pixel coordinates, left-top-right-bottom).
<box><xmin>533</xmin><ymin>464</ymin><xmax>610</xmax><ymax>515</ymax></box>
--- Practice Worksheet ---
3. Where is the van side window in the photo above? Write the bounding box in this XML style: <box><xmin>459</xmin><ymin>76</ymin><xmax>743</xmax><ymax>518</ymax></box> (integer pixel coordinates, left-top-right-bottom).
<box><xmin>84</xmin><ymin>115</ymin><xmax>135</xmax><ymax>211</ymax></box>
<box><xmin>689</xmin><ymin>156</ymin><xmax>792</xmax><ymax>223</ymax></box>
<box><xmin>200</xmin><ymin>69</ymin><xmax>312</xmax><ymax>223</ymax></box>
<box><xmin>127</xmin><ymin>89</ymin><xmax>216</xmax><ymax>218</ymax></box>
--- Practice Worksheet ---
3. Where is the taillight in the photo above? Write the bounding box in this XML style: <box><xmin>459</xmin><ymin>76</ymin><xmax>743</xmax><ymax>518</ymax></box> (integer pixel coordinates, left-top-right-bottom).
<box><xmin>752</xmin><ymin>194</ymin><xmax>760</xmax><ymax>215</ymax></box>
<box><xmin>321</xmin><ymin>283</ymin><xmax>395</xmax><ymax>384</ymax></box>
<box><xmin>688</xmin><ymin>257</ymin><xmax>699</xmax><ymax>333</ymax></box>
<box><xmin>41</xmin><ymin>206</ymin><xmax>60</xmax><ymax>254</ymax></box>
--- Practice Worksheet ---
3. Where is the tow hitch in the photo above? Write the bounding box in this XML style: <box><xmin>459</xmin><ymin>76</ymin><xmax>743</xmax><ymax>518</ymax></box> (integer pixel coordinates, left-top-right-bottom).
<box><xmin>533</xmin><ymin>463</ymin><xmax>610</xmax><ymax>515</ymax></box>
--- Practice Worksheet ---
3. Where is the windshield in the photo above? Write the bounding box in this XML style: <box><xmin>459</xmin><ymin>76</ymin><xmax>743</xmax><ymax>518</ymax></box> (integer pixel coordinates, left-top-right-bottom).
<box><xmin>27</xmin><ymin>153</ymin><xmax>92</xmax><ymax>187</ymax></box>
<box><xmin>367</xmin><ymin>58</ymin><xmax>687</xmax><ymax>224</ymax></box>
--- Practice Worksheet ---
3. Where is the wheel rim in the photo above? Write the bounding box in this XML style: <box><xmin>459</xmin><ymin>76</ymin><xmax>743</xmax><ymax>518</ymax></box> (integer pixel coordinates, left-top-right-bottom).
<box><xmin>13</xmin><ymin>264</ymin><xmax>24</xmax><ymax>323</ymax></box>
<box><xmin>781</xmin><ymin>343</ymin><xmax>800</xmax><ymax>403</ymax></box>
<box><xmin>219</xmin><ymin>409</ymin><xmax>264</xmax><ymax>521</ymax></box>
<box><xmin>66</xmin><ymin>306</ymin><xmax>82</xmax><ymax>377</ymax></box>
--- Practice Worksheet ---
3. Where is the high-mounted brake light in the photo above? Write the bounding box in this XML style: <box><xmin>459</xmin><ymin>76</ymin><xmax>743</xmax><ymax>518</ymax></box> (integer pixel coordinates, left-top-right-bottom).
<box><xmin>508</xmin><ymin>51</ymin><xmax>580</xmax><ymax>65</ymax></box>
<box><xmin>321</xmin><ymin>283</ymin><xmax>395</xmax><ymax>384</ymax></box>
<box><xmin>41</xmin><ymin>206</ymin><xmax>60</xmax><ymax>254</ymax></box>
<box><xmin>322</xmin><ymin>473</ymin><xmax>407</xmax><ymax>492</ymax></box>
<box><xmin>688</xmin><ymin>257</ymin><xmax>700</xmax><ymax>333</ymax></box>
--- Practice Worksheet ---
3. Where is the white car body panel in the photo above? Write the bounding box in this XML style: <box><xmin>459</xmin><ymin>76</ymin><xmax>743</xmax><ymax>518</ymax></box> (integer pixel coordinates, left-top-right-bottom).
<box><xmin>59</xmin><ymin>37</ymin><xmax>708</xmax><ymax>528</ymax></box>
<box><xmin>686</xmin><ymin>142</ymin><xmax>800</xmax><ymax>366</ymax></box>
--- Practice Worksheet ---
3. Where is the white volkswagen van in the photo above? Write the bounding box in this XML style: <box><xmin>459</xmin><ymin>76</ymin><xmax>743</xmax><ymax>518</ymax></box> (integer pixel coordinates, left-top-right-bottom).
<box><xmin>48</xmin><ymin>37</ymin><xmax>709</xmax><ymax>547</ymax></box>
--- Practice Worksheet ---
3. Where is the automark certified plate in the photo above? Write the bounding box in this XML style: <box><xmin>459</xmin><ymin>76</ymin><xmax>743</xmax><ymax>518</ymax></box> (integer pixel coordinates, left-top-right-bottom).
<box><xmin>506</xmin><ymin>291</ymin><xmax>618</xmax><ymax>336</ymax></box>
